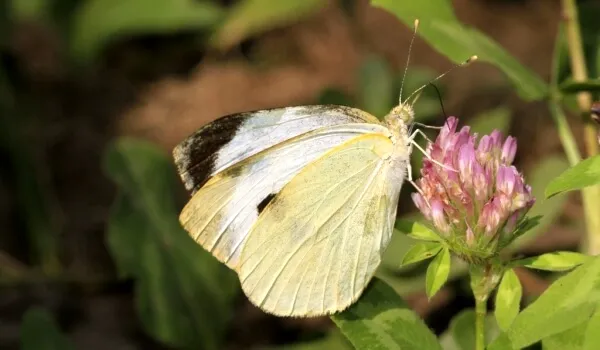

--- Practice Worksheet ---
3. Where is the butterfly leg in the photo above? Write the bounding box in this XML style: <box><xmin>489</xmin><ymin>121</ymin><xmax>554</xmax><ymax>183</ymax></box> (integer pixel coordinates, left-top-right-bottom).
<box><xmin>408</xmin><ymin>129</ymin><xmax>457</xmax><ymax>173</ymax></box>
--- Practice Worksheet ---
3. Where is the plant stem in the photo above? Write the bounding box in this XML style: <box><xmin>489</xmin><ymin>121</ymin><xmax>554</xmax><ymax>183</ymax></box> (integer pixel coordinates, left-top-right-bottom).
<box><xmin>549</xmin><ymin>100</ymin><xmax>581</xmax><ymax>165</ymax></box>
<box><xmin>561</xmin><ymin>0</ymin><xmax>600</xmax><ymax>255</ymax></box>
<box><xmin>475</xmin><ymin>296</ymin><xmax>486</xmax><ymax>350</ymax></box>
<box><xmin>469</xmin><ymin>264</ymin><xmax>501</xmax><ymax>350</ymax></box>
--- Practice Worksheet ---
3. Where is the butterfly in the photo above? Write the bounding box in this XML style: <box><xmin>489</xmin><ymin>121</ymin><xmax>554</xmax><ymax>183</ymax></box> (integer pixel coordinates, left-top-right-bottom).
<box><xmin>173</xmin><ymin>20</ymin><xmax>475</xmax><ymax>317</ymax></box>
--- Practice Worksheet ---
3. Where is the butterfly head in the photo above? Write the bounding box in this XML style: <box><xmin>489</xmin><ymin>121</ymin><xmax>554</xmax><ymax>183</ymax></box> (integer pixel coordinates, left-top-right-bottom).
<box><xmin>384</xmin><ymin>103</ymin><xmax>414</xmax><ymax>134</ymax></box>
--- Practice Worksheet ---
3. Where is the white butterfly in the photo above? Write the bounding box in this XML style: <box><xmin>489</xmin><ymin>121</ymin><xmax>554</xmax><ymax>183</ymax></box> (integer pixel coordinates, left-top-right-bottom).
<box><xmin>173</xmin><ymin>20</ymin><xmax>475</xmax><ymax>317</ymax></box>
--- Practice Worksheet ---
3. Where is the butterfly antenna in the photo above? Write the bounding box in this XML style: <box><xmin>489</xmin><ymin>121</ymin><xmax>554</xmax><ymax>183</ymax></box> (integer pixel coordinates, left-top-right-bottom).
<box><xmin>428</xmin><ymin>82</ymin><xmax>447</xmax><ymax>118</ymax></box>
<box><xmin>406</xmin><ymin>55</ymin><xmax>478</xmax><ymax>106</ymax></box>
<box><xmin>399</xmin><ymin>19</ymin><xmax>420</xmax><ymax>105</ymax></box>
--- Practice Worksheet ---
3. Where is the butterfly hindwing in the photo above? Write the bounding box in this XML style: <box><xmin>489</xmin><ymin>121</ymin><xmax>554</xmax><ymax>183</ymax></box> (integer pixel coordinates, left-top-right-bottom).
<box><xmin>238</xmin><ymin>133</ymin><xmax>405</xmax><ymax>316</ymax></box>
<box><xmin>179</xmin><ymin>123</ymin><xmax>390</xmax><ymax>270</ymax></box>
<box><xmin>173</xmin><ymin>105</ymin><xmax>380</xmax><ymax>194</ymax></box>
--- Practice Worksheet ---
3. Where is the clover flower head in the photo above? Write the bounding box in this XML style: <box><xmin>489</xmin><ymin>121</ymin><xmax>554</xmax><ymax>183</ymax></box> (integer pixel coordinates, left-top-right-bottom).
<box><xmin>412</xmin><ymin>117</ymin><xmax>534</xmax><ymax>257</ymax></box>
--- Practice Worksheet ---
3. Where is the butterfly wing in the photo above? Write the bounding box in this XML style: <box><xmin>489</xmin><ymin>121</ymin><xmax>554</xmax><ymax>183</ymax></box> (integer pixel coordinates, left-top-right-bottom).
<box><xmin>179</xmin><ymin>123</ymin><xmax>390</xmax><ymax>270</ymax></box>
<box><xmin>173</xmin><ymin>105</ymin><xmax>380</xmax><ymax>194</ymax></box>
<box><xmin>238</xmin><ymin>133</ymin><xmax>406</xmax><ymax>317</ymax></box>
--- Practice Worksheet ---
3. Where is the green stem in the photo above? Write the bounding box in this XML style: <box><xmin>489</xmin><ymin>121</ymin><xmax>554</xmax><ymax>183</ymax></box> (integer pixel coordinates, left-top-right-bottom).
<box><xmin>561</xmin><ymin>0</ymin><xmax>600</xmax><ymax>255</ymax></box>
<box><xmin>549</xmin><ymin>100</ymin><xmax>581</xmax><ymax>165</ymax></box>
<box><xmin>475</xmin><ymin>296</ymin><xmax>486</xmax><ymax>350</ymax></box>
<box><xmin>469</xmin><ymin>263</ymin><xmax>502</xmax><ymax>350</ymax></box>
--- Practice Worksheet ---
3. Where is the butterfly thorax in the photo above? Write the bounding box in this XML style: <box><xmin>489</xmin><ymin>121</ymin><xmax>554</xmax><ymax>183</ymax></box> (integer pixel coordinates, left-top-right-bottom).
<box><xmin>384</xmin><ymin>103</ymin><xmax>413</xmax><ymax>145</ymax></box>
<box><xmin>382</xmin><ymin>103</ymin><xmax>413</xmax><ymax>184</ymax></box>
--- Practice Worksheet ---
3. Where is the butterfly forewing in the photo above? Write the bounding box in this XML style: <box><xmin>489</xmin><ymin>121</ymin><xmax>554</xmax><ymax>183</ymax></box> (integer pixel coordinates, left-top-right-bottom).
<box><xmin>173</xmin><ymin>105</ymin><xmax>380</xmax><ymax>194</ymax></box>
<box><xmin>179</xmin><ymin>123</ymin><xmax>389</xmax><ymax>269</ymax></box>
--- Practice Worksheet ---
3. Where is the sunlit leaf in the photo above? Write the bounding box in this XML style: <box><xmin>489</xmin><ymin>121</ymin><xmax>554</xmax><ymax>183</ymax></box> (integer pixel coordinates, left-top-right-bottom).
<box><xmin>512</xmin><ymin>251</ymin><xmax>590</xmax><ymax>272</ymax></box>
<box><xmin>584</xmin><ymin>309</ymin><xmax>600</xmax><ymax>350</ymax></box>
<box><xmin>400</xmin><ymin>241</ymin><xmax>443</xmax><ymax>266</ymax></box>
<box><xmin>104</xmin><ymin>138</ymin><xmax>238</xmax><ymax>350</ymax></box>
<box><xmin>331</xmin><ymin>278</ymin><xmax>441</xmax><ymax>350</ymax></box>
<box><xmin>426</xmin><ymin>247</ymin><xmax>450</xmax><ymax>299</ymax></box>
<box><xmin>542</xmin><ymin>323</ymin><xmax>587</xmax><ymax>350</ymax></box>
<box><xmin>488</xmin><ymin>256</ymin><xmax>600</xmax><ymax>349</ymax></box>
<box><xmin>545</xmin><ymin>155</ymin><xmax>600</xmax><ymax>198</ymax></box>
<box><xmin>494</xmin><ymin>269</ymin><xmax>522</xmax><ymax>331</ymax></box>
<box><xmin>395</xmin><ymin>219</ymin><xmax>441</xmax><ymax>242</ymax></box>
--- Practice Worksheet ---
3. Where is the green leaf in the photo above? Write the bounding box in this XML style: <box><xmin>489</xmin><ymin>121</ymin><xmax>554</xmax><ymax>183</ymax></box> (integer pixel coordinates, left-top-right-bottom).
<box><xmin>512</xmin><ymin>251</ymin><xmax>590</xmax><ymax>272</ymax></box>
<box><xmin>488</xmin><ymin>256</ymin><xmax>600</xmax><ymax>349</ymax></box>
<box><xmin>449</xmin><ymin>309</ymin><xmax>476</xmax><ymax>350</ymax></box>
<box><xmin>469</xmin><ymin>106</ymin><xmax>512</xmax><ymax>136</ymax></box>
<box><xmin>560</xmin><ymin>79</ymin><xmax>600</xmax><ymax>93</ymax></box>
<box><xmin>371</xmin><ymin>0</ymin><xmax>548</xmax><ymax>101</ymax></box>
<box><xmin>584</xmin><ymin>309</ymin><xmax>600</xmax><ymax>350</ymax></box>
<box><xmin>494</xmin><ymin>269</ymin><xmax>522</xmax><ymax>331</ymax></box>
<box><xmin>426</xmin><ymin>247</ymin><xmax>450</xmax><ymax>299</ymax></box>
<box><xmin>104</xmin><ymin>138</ymin><xmax>238</xmax><ymax>350</ymax></box>
<box><xmin>359</xmin><ymin>55</ymin><xmax>395</xmax><ymax>118</ymax></box>
<box><xmin>443</xmin><ymin>310</ymin><xmax>500</xmax><ymax>350</ymax></box>
<box><xmin>71</xmin><ymin>0</ymin><xmax>224</xmax><ymax>63</ymax></box>
<box><xmin>20</xmin><ymin>307</ymin><xmax>73</xmax><ymax>350</ymax></box>
<box><xmin>331</xmin><ymin>278</ymin><xmax>441</xmax><ymax>350</ymax></box>
<box><xmin>545</xmin><ymin>155</ymin><xmax>600</xmax><ymax>198</ymax></box>
<box><xmin>266</xmin><ymin>329</ymin><xmax>352</xmax><ymax>350</ymax></box>
<box><xmin>211</xmin><ymin>0</ymin><xmax>325</xmax><ymax>50</ymax></box>
<box><xmin>400</xmin><ymin>241</ymin><xmax>442</xmax><ymax>266</ymax></box>
<box><xmin>395</xmin><ymin>219</ymin><xmax>440</xmax><ymax>242</ymax></box>
<box><xmin>542</xmin><ymin>322</ymin><xmax>587</xmax><ymax>350</ymax></box>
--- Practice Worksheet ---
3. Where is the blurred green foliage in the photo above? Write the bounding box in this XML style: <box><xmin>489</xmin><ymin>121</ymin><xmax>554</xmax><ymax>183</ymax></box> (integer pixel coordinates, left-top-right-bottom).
<box><xmin>20</xmin><ymin>308</ymin><xmax>73</xmax><ymax>350</ymax></box>
<box><xmin>104</xmin><ymin>139</ymin><xmax>239</xmax><ymax>349</ymax></box>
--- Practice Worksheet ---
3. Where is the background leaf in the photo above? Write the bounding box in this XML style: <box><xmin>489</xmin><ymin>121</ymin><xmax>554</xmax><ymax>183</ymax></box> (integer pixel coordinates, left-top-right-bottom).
<box><xmin>371</xmin><ymin>0</ymin><xmax>548</xmax><ymax>100</ymax></box>
<box><xmin>545</xmin><ymin>155</ymin><xmax>600</xmax><ymax>198</ymax></box>
<box><xmin>494</xmin><ymin>269</ymin><xmax>522</xmax><ymax>331</ymax></box>
<box><xmin>212</xmin><ymin>0</ymin><xmax>325</xmax><ymax>50</ymax></box>
<box><xmin>425</xmin><ymin>247</ymin><xmax>450</xmax><ymax>298</ymax></box>
<box><xmin>20</xmin><ymin>307</ymin><xmax>73</xmax><ymax>350</ymax></box>
<box><xmin>104</xmin><ymin>138</ymin><xmax>238</xmax><ymax>350</ymax></box>
<box><xmin>358</xmin><ymin>55</ymin><xmax>395</xmax><ymax>119</ymax></box>
<box><xmin>331</xmin><ymin>278</ymin><xmax>441</xmax><ymax>350</ymax></box>
<box><xmin>468</xmin><ymin>106</ymin><xmax>512</xmax><ymax>136</ymax></box>
<box><xmin>488</xmin><ymin>256</ymin><xmax>600</xmax><ymax>350</ymax></box>
<box><xmin>510</xmin><ymin>156</ymin><xmax>570</xmax><ymax>249</ymax></box>
<box><xmin>71</xmin><ymin>0</ymin><xmax>224</xmax><ymax>63</ymax></box>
